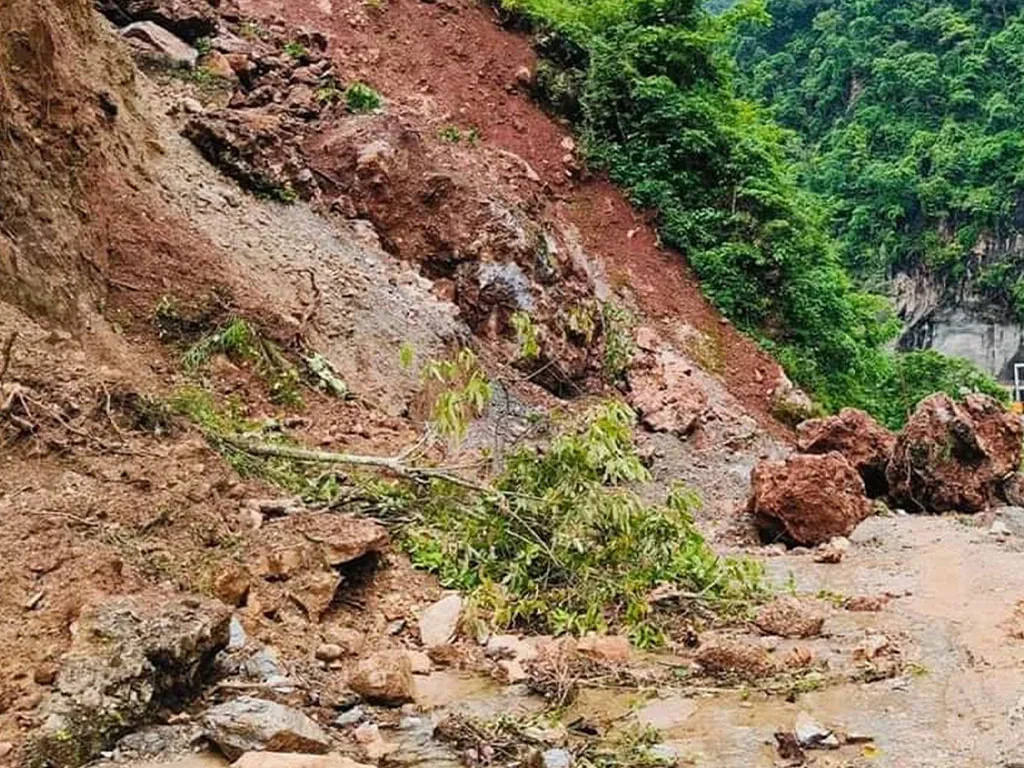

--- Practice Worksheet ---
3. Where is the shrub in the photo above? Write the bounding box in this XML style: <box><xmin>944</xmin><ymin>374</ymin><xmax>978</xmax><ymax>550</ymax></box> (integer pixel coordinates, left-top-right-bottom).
<box><xmin>345</xmin><ymin>82</ymin><xmax>382</xmax><ymax>113</ymax></box>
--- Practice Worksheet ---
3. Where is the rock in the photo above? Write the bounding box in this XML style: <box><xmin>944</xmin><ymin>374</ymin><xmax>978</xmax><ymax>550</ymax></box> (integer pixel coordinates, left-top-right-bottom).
<box><xmin>405</xmin><ymin>650</ymin><xmax>433</xmax><ymax>675</ymax></box>
<box><xmin>498</xmin><ymin>659</ymin><xmax>528</xmax><ymax>683</ymax></box>
<box><xmin>31</xmin><ymin>592</ymin><xmax>231</xmax><ymax>767</ymax></box>
<box><xmin>201</xmin><ymin>697</ymin><xmax>332</xmax><ymax>760</ymax></box>
<box><xmin>844</xmin><ymin>594</ymin><xmax>889</xmax><ymax>612</ymax></box>
<box><xmin>427</xmin><ymin>643</ymin><xmax>462</xmax><ymax>667</ymax></box>
<box><xmin>748</xmin><ymin>452</ymin><xmax>872</xmax><ymax>546</ymax></box>
<box><xmin>542</xmin><ymin>748</ymin><xmax>573</xmax><ymax>768</ymax></box>
<box><xmin>202</xmin><ymin>51</ymin><xmax>236</xmax><ymax>80</ymax></box>
<box><xmin>333</xmin><ymin>706</ymin><xmax>365</xmax><ymax>727</ymax></box>
<box><xmin>348</xmin><ymin>651</ymin><xmax>414</xmax><ymax>705</ymax></box>
<box><xmin>514</xmin><ymin>65</ymin><xmax>534</xmax><ymax>88</ymax></box>
<box><xmin>1003</xmin><ymin>473</ymin><xmax>1024</xmax><ymax>507</ymax></box>
<box><xmin>228</xmin><ymin>616</ymin><xmax>247</xmax><ymax>650</ymax></box>
<box><xmin>887</xmin><ymin>393</ymin><xmax>1023</xmax><ymax>514</ymax></box>
<box><xmin>34</xmin><ymin>663</ymin><xmax>58</xmax><ymax>685</ymax></box>
<box><xmin>853</xmin><ymin>633</ymin><xmax>891</xmax><ymax>661</ymax></box>
<box><xmin>114</xmin><ymin>723</ymin><xmax>204</xmax><ymax>758</ymax></box>
<box><xmin>214</xmin><ymin>565</ymin><xmax>251</xmax><ymax>607</ymax></box>
<box><xmin>485</xmin><ymin>634</ymin><xmax>529</xmax><ymax>660</ymax></box>
<box><xmin>576</xmin><ymin>634</ymin><xmax>630</xmax><ymax>664</ymax></box>
<box><xmin>813</xmin><ymin>540</ymin><xmax>846</xmax><ymax>563</ymax></box>
<box><xmin>797</xmin><ymin>408</ymin><xmax>896</xmax><ymax>497</ymax></box>
<box><xmin>794</xmin><ymin>711</ymin><xmax>839</xmax><ymax>750</ymax></box>
<box><xmin>754</xmin><ymin>597</ymin><xmax>825</xmax><ymax>638</ymax></box>
<box><xmin>770</xmin><ymin>373</ymin><xmax>816</xmax><ymax>425</ymax></box>
<box><xmin>232</xmin><ymin>753</ymin><xmax>374</xmax><ymax>768</ymax></box>
<box><xmin>695</xmin><ymin>641</ymin><xmax>776</xmax><ymax>679</ymax></box>
<box><xmin>0</xmin><ymin>742</ymin><xmax>12</xmax><ymax>759</ymax></box>
<box><xmin>990</xmin><ymin>520</ymin><xmax>1012</xmax><ymax>538</ymax></box>
<box><xmin>97</xmin><ymin>0</ymin><xmax>218</xmax><ymax>42</ymax></box>
<box><xmin>315</xmin><ymin>644</ymin><xmax>344</xmax><ymax>662</ymax></box>
<box><xmin>994</xmin><ymin>506</ymin><xmax>1024</xmax><ymax>537</ymax></box>
<box><xmin>353</xmin><ymin>722</ymin><xmax>396</xmax><ymax>761</ymax></box>
<box><xmin>322</xmin><ymin>627</ymin><xmax>365</xmax><ymax>656</ymax></box>
<box><xmin>121</xmin><ymin>21</ymin><xmax>199</xmax><ymax>68</ymax></box>
<box><xmin>627</xmin><ymin>349</ymin><xmax>708</xmax><ymax>436</ymax></box>
<box><xmin>418</xmin><ymin>594</ymin><xmax>463</xmax><ymax>647</ymax></box>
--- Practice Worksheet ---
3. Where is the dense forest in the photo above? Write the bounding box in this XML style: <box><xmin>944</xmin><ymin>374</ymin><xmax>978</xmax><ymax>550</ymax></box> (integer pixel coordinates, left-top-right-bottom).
<box><xmin>733</xmin><ymin>0</ymin><xmax>1024</xmax><ymax>314</ymax></box>
<box><xmin>503</xmin><ymin>0</ymin><xmax>1006</xmax><ymax>426</ymax></box>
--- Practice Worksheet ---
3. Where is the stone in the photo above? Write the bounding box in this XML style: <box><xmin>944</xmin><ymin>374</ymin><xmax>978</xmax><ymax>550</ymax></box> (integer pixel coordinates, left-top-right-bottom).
<box><xmin>1004</xmin><ymin>473</ymin><xmax>1024</xmax><ymax>507</ymax></box>
<box><xmin>797</xmin><ymin>408</ymin><xmax>896</xmax><ymax>497</ymax></box>
<box><xmin>994</xmin><ymin>506</ymin><xmax>1024</xmax><ymax>537</ymax></box>
<box><xmin>322</xmin><ymin>627</ymin><xmax>365</xmax><ymax>656</ymax></box>
<box><xmin>770</xmin><ymin>373</ymin><xmax>816</xmax><ymax>426</ymax></box>
<box><xmin>315</xmin><ymin>644</ymin><xmax>344</xmax><ymax>662</ymax></box>
<box><xmin>348</xmin><ymin>651</ymin><xmax>414</xmax><ymax>705</ymax></box>
<box><xmin>794</xmin><ymin>711</ymin><xmax>839</xmax><ymax>750</ymax></box>
<box><xmin>333</xmin><ymin>706</ymin><xmax>365</xmax><ymax>727</ymax></box>
<box><xmin>201</xmin><ymin>697</ymin><xmax>332</xmax><ymax>760</ymax></box>
<box><xmin>576</xmin><ymin>634</ymin><xmax>630</xmax><ymax>664</ymax></box>
<box><xmin>514</xmin><ymin>65</ymin><xmax>534</xmax><ymax>88</ymax></box>
<box><xmin>31</xmin><ymin>592</ymin><xmax>231</xmax><ymax>766</ymax></box>
<box><xmin>498</xmin><ymin>659</ymin><xmax>528</xmax><ymax>683</ymax></box>
<box><xmin>844</xmin><ymin>595</ymin><xmax>889</xmax><ymax>612</ymax></box>
<box><xmin>748</xmin><ymin>452</ymin><xmax>872</xmax><ymax>546</ymax></box>
<box><xmin>214</xmin><ymin>565</ymin><xmax>251</xmax><ymax>607</ymax></box>
<box><xmin>228</xmin><ymin>616</ymin><xmax>248</xmax><ymax>650</ymax></box>
<box><xmin>990</xmin><ymin>520</ymin><xmax>1012</xmax><ymax>538</ymax></box>
<box><xmin>121</xmin><ymin>21</ymin><xmax>199</xmax><ymax>68</ymax></box>
<box><xmin>0</xmin><ymin>742</ymin><xmax>12</xmax><ymax>759</ymax></box>
<box><xmin>627</xmin><ymin>349</ymin><xmax>708</xmax><ymax>436</ymax></box>
<box><xmin>418</xmin><ymin>594</ymin><xmax>463</xmax><ymax>647</ymax></box>
<box><xmin>754</xmin><ymin>597</ymin><xmax>825</xmax><ymax>638</ymax></box>
<box><xmin>404</xmin><ymin>650</ymin><xmax>432</xmax><ymax>675</ymax></box>
<box><xmin>353</xmin><ymin>723</ymin><xmax>396</xmax><ymax>761</ymax></box>
<box><xmin>887</xmin><ymin>393</ymin><xmax>1023</xmax><ymax>514</ymax></box>
<box><xmin>97</xmin><ymin>0</ymin><xmax>218</xmax><ymax>42</ymax></box>
<box><xmin>202</xmin><ymin>51</ymin><xmax>236</xmax><ymax>80</ymax></box>
<box><xmin>33</xmin><ymin>663</ymin><xmax>58</xmax><ymax>686</ymax></box>
<box><xmin>542</xmin><ymin>748</ymin><xmax>573</xmax><ymax>768</ymax></box>
<box><xmin>232</xmin><ymin>753</ymin><xmax>374</xmax><ymax>768</ymax></box>
<box><xmin>485</xmin><ymin>634</ymin><xmax>529</xmax><ymax>660</ymax></box>
<box><xmin>695</xmin><ymin>641</ymin><xmax>776</xmax><ymax>679</ymax></box>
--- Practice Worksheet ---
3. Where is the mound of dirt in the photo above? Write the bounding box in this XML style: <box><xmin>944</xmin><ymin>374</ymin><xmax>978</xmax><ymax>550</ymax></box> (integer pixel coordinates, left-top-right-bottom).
<box><xmin>887</xmin><ymin>393</ymin><xmax>1023</xmax><ymax>513</ymax></box>
<box><xmin>748</xmin><ymin>452</ymin><xmax>871</xmax><ymax>546</ymax></box>
<box><xmin>796</xmin><ymin>408</ymin><xmax>895</xmax><ymax>498</ymax></box>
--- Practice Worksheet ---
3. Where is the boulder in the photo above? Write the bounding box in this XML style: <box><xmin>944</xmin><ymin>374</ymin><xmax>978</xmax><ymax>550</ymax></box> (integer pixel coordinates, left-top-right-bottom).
<box><xmin>754</xmin><ymin>597</ymin><xmax>824</xmax><ymax>638</ymax></box>
<box><xmin>418</xmin><ymin>594</ymin><xmax>462</xmax><ymax>647</ymax></box>
<box><xmin>97</xmin><ymin>0</ymin><xmax>218</xmax><ymax>42</ymax></box>
<box><xmin>797</xmin><ymin>408</ymin><xmax>895</xmax><ymax>497</ymax></box>
<box><xmin>348</xmin><ymin>651</ymin><xmax>414</xmax><ymax>706</ymax></box>
<box><xmin>576</xmin><ymin>634</ymin><xmax>630</xmax><ymax>664</ymax></box>
<box><xmin>748</xmin><ymin>452</ymin><xmax>872</xmax><ymax>546</ymax></box>
<box><xmin>31</xmin><ymin>592</ymin><xmax>231</xmax><ymax>767</ymax></box>
<box><xmin>770</xmin><ymin>373</ymin><xmax>816</xmax><ymax>426</ymax></box>
<box><xmin>695</xmin><ymin>641</ymin><xmax>776</xmax><ymax>679</ymax></box>
<box><xmin>233</xmin><ymin>754</ymin><xmax>373</xmax><ymax>768</ymax></box>
<box><xmin>201</xmin><ymin>697</ymin><xmax>332</xmax><ymax>760</ymax></box>
<box><xmin>627</xmin><ymin>349</ymin><xmax>707</xmax><ymax>436</ymax></box>
<box><xmin>121</xmin><ymin>21</ymin><xmax>198</xmax><ymax>68</ymax></box>
<box><xmin>214</xmin><ymin>564</ymin><xmax>251</xmax><ymax>607</ymax></box>
<box><xmin>886</xmin><ymin>393</ymin><xmax>1022</xmax><ymax>513</ymax></box>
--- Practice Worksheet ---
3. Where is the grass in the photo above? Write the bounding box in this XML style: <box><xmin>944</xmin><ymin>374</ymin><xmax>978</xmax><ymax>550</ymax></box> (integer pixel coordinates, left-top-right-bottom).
<box><xmin>283</xmin><ymin>41</ymin><xmax>309</xmax><ymax>59</ymax></box>
<box><xmin>345</xmin><ymin>82</ymin><xmax>382</xmax><ymax>113</ymax></box>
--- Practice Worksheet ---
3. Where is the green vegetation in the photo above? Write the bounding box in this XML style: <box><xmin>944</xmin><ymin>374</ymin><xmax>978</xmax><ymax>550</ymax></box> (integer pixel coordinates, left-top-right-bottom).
<box><xmin>438</xmin><ymin>124</ymin><xmax>483</xmax><ymax>145</ymax></box>
<box><xmin>283</xmin><ymin>41</ymin><xmax>309</xmax><ymax>59</ymax></box>
<box><xmin>733</xmin><ymin>0</ymin><xmax>1024</xmax><ymax>318</ymax></box>
<box><xmin>403</xmin><ymin>401</ymin><xmax>765</xmax><ymax>646</ymax></box>
<box><xmin>345</xmin><ymin>82</ymin><xmax>382</xmax><ymax>113</ymax></box>
<box><xmin>422</xmin><ymin>349</ymin><xmax>493</xmax><ymax>441</ymax></box>
<box><xmin>601</xmin><ymin>301</ymin><xmax>635</xmax><ymax>383</ymax></box>
<box><xmin>511</xmin><ymin>310</ymin><xmax>541</xmax><ymax>360</ymax></box>
<box><xmin>500</xmin><ymin>0</ymin><xmax>1003</xmax><ymax>426</ymax></box>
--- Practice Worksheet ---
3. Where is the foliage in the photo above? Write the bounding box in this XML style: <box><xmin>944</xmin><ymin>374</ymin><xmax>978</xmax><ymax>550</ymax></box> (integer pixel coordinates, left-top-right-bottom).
<box><xmin>601</xmin><ymin>301</ymin><xmax>635</xmax><ymax>383</ymax></box>
<box><xmin>402</xmin><ymin>402</ymin><xmax>765</xmax><ymax>645</ymax></box>
<box><xmin>438</xmin><ymin>124</ymin><xmax>482</xmax><ymax>145</ymax></box>
<box><xmin>733</xmin><ymin>0</ymin><xmax>1024</xmax><ymax>313</ymax></box>
<box><xmin>283</xmin><ymin>41</ymin><xmax>309</xmax><ymax>59</ymax></box>
<box><xmin>422</xmin><ymin>349</ymin><xmax>494</xmax><ymax>442</ymax></box>
<box><xmin>345</xmin><ymin>82</ymin><xmax>382</xmax><ymax>113</ymax></box>
<box><xmin>511</xmin><ymin>311</ymin><xmax>541</xmax><ymax>360</ymax></box>
<box><xmin>502</xmin><ymin>0</ymin><xmax>1002</xmax><ymax>425</ymax></box>
<box><xmin>194</xmin><ymin>37</ymin><xmax>212</xmax><ymax>56</ymax></box>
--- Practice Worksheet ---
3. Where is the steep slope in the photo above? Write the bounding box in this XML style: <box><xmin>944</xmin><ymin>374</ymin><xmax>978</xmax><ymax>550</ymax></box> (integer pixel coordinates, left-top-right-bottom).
<box><xmin>734</xmin><ymin>0</ymin><xmax>1024</xmax><ymax>385</ymax></box>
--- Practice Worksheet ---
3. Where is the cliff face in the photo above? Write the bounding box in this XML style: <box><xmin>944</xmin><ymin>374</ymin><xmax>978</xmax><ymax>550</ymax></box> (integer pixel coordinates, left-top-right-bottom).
<box><xmin>896</xmin><ymin>233</ymin><xmax>1024</xmax><ymax>386</ymax></box>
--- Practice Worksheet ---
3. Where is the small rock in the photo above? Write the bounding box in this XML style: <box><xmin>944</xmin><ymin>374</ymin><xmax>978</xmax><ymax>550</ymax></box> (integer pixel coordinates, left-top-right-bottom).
<box><xmin>498</xmin><ymin>659</ymin><xmax>528</xmax><ymax>683</ymax></box>
<box><xmin>990</xmin><ymin>520</ymin><xmax>1012</xmax><ymax>538</ymax></box>
<box><xmin>121</xmin><ymin>21</ymin><xmax>198</xmax><ymax>68</ymax></box>
<box><xmin>514</xmin><ymin>65</ymin><xmax>534</xmax><ymax>88</ymax></box>
<box><xmin>794</xmin><ymin>711</ymin><xmax>839</xmax><ymax>750</ymax></box>
<box><xmin>354</xmin><ymin>722</ymin><xmax>396</xmax><ymax>761</ymax></box>
<box><xmin>427</xmin><ymin>644</ymin><xmax>462</xmax><ymax>667</ymax></box>
<box><xmin>696</xmin><ymin>641</ymin><xmax>776</xmax><ymax>679</ymax></box>
<box><xmin>348</xmin><ymin>651</ymin><xmax>414</xmax><ymax>705</ymax></box>
<box><xmin>323</xmin><ymin>627</ymin><xmax>365</xmax><ymax>656</ymax></box>
<box><xmin>418</xmin><ymin>594</ymin><xmax>463</xmax><ymax>647</ymax></box>
<box><xmin>333</xmin><ymin>706</ymin><xmax>365</xmax><ymax>727</ymax></box>
<box><xmin>228</xmin><ymin>616</ymin><xmax>248</xmax><ymax>650</ymax></box>
<box><xmin>646</xmin><ymin>744</ymin><xmax>679</xmax><ymax>762</ymax></box>
<box><xmin>542</xmin><ymin>748</ymin><xmax>573</xmax><ymax>768</ymax></box>
<box><xmin>754</xmin><ymin>597</ymin><xmax>824</xmax><ymax>638</ymax></box>
<box><xmin>214</xmin><ymin>565</ymin><xmax>251</xmax><ymax>607</ymax></box>
<box><xmin>201</xmin><ymin>50</ymin><xmax>236</xmax><ymax>80</ymax></box>
<box><xmin>315</xmin><ymin>644</ymin><xmax>344</xmax><ymax>662</ymax></box>
<box><xmin>844</xmin><ymin>595</ymin><xmax>889</xmax><ymax>612</ymax></box>
<box><xmin>853</xmin><ymin>633</ymin><xmax>890</xmax><ymax>661</ymax></box>
<box><xmin>576</xmin><ymin>634</ymin><xmax>630</xmax><ymax>664</ymax></box>
<box><xmin>33</xmin><ymin>664</ymin><xmax>58</xmax><ymax>686</ymax></box>
<box><xmin>201</xmin><ymin>696</ymin><xmax>332</xmax><ymax>760</ymax></box>
<box><xmin>406</xmin><ymin>650</ymin><xmax>433</xmax><ymax>675</ymax></box>
<box><xmin>0</xmin><ymin>741</ymin><xmax>13</xmax><ymax>758</ymax></box>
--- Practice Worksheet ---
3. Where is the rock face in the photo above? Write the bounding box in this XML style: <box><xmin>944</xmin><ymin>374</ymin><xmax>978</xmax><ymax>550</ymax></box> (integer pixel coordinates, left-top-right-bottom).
<box><xmin>748</xmin><ymin>452</ymin><xmax>871</xmax><ymax>546</ymax></box>
<box><xmin>754</xmin><ymin>597</ymin><xmax>825</xmax><ymax>638</ymax></box>
<box><xmin>797</xmin><ymin>408</ymin><xmax>896</xmax><ymax>497</ymax></box>
<box><xmin>121</xmin><ymin>21</ymin><xmax>199</xmax><ymax>67</ymax></box>
<box><xmin>627</xmin><ymin>347</ymin><xmax>708</xmax><ymax>436</ymax></box>
<box><xmin>887</xmin><ymin>393</ymin><xmax>1022</xmax><ymax>513</ymax></box>
<box><xmin>347</xmin><ymin>651</ymin><xmax>414</xmax><ymax>706</ymax></box>
<box><xmin>201</xmin><ymin>697</ymin><xmax>332</xmax><ymax>760</ymax></box>
<box><xmin>31</xmin><ymin>592</ymin><xmax>231</xmax><ymax>767</ymax></box>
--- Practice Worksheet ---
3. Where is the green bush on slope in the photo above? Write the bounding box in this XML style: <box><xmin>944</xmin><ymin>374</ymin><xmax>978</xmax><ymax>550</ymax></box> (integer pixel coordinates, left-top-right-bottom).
<box><xmin>501</xmin><ymin>0</ymin><xmax>1004</xmax><ymax>426</ymax></box>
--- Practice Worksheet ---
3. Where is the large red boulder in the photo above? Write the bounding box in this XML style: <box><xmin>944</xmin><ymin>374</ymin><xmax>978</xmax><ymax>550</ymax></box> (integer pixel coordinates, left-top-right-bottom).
<box><xmin>747</xmin><ymin>452</ymin><xmax>871</xmax><ymax>546</ymax></box>
<box><xmin>886</xmin><ymin>393</ymin><xmax>1022</xmax><ymax>513</ymax></box>
<box><xmin>797</xmin><ymin>408</ymin><xmax>896</xmax><ymax>497</ymax></box>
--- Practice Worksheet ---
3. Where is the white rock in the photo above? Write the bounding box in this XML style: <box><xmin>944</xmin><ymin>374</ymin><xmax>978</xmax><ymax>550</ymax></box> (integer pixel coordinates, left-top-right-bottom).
<box><xmin>418</xmin><ymin>594</ymin><xmax>463</xmax><ymax>647</ymax></box>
